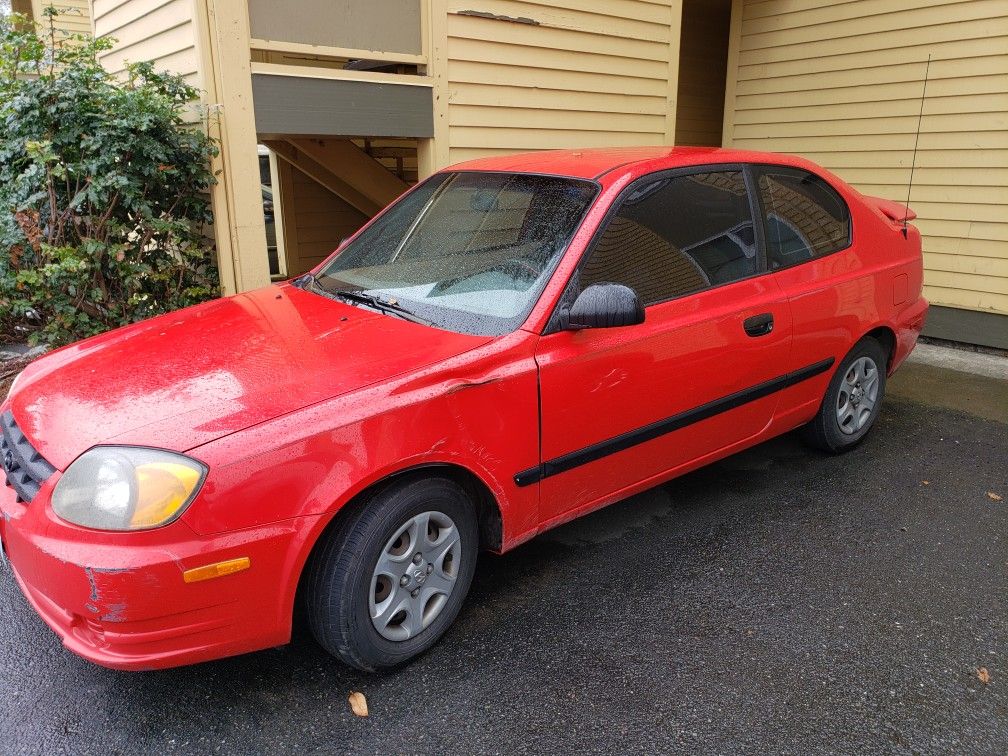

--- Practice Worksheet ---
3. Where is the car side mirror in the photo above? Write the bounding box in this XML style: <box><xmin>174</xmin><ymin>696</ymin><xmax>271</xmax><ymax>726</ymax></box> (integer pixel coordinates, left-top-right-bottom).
<box><xmin>564</xmin><ymin>283</ymin><xmax>645</xmax><ymax>330</ymax></box>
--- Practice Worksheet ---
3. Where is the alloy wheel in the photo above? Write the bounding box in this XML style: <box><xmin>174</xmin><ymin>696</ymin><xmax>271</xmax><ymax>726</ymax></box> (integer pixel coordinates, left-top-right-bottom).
<box><xmin>835</xmin><ymin>356</ymin><xmax>880</xmax><ymax>435</ymax></box>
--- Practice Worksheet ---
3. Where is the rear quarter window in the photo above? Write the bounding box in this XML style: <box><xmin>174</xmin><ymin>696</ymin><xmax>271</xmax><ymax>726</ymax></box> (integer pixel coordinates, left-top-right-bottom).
<box><xmin>756</xmin><ymin>169</ymin><xmax>851</xmax><ymax>270</ymax></box>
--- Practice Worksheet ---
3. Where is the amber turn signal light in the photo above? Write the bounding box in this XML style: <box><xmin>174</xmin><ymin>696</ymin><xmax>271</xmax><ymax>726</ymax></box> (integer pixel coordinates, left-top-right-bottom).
<box><xmin>183</xmin><ymin>557</ymin><xmax>251</xmax><ymax>583</ymax></box>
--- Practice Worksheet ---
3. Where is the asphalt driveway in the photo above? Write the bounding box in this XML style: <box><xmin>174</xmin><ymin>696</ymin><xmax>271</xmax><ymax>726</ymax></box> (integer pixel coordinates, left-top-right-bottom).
<box><xmin>1</xmin><ymin>354</ymin><xmax>1005</xmax><ymax>755</ymax></box>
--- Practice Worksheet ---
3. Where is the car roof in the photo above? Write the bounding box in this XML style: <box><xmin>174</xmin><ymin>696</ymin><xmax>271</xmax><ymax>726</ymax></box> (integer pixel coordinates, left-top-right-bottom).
<box><xmin>446</xmin><ymin>146</ymin><xmax>812</xmax><ymax>181</ymax></box>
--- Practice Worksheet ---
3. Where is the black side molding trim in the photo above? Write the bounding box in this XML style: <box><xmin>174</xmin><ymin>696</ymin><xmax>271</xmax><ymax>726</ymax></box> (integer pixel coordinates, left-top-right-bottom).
<box><xmin>514</xmin><ymin>357</ymin><xmax>835</xmax><ymax>487</ymax></box>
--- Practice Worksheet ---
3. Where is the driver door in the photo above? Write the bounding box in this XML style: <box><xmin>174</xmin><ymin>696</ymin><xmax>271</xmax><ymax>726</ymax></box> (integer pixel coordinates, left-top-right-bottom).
<box><xmin>531</xmin><ymin>168</ymin><xmax>793</xmax><ymax>526</ymax></box>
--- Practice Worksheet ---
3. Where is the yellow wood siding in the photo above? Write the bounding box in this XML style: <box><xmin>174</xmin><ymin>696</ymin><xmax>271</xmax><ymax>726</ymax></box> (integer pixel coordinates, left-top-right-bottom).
<box><xmin>93</xmin><ymin>0</ymin><xmax>201</xmax><ymax>86</ymax></box>
<box><xmin>723</xmin><ymin>0</ymin><xmax>1008</xmax><ymax>316</ymax></box>
<box><xmin>277</xmin><ymin>160</ymin><xmax>369</xmax><ymax>276</ymax></box>
<box><xmin>32</xmin><ymin>0</ymin><xmax>93</xmax><ymax>37</ymax></box>
<box><xmin>443</xmin><ymin>0</ymin><xmax>681</xmax><ymax>164</ymax></box>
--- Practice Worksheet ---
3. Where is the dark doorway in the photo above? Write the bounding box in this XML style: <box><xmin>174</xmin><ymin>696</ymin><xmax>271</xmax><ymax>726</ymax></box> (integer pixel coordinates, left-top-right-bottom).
<box><xmin>676</xmin><ymin>0</ymin><xmax>733</xmax><ymax>146</ymax></box>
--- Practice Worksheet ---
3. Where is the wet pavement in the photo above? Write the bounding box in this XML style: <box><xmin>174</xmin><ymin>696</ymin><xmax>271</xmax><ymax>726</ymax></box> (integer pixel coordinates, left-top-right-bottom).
<box><xmin>1</xmin><ymin>355</ymin><xmax>1006</xmax><ymax>755</ymax></box>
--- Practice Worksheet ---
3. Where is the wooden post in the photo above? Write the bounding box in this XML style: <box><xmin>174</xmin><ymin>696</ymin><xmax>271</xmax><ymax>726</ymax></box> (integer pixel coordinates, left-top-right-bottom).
<box><xmin>273</xmin><ymin>158</ymin><xmax>301</xmax><ymax>276</ymax></box>
<box><xmin>418</xmin><ymin>0</ymin><xmax>449</xmax><ymax>178</ymax></box>
<box><xmin>193</xmin><ymin>0</ymin><xmax>271</xmax><ymax>295</ymax></box>
<box><xmin>267</xmin><ymin>148</ymin><xmax>288</xmax><ymax>277</ymax></box>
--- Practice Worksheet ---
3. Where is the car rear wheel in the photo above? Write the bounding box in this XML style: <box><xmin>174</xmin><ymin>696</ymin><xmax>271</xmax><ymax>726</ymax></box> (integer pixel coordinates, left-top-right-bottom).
<box><xmin>800</xmin><ymin>337</ymin><xmax>888</xmax><ymax>453</ymax></box>
<box><xmin>306</xmin><ymin>476</ymin><xmax>478</xmax><ymax>671</ymax></box>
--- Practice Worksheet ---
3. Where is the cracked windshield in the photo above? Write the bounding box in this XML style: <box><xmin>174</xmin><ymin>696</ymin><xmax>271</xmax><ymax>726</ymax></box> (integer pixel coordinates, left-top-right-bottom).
<box><xmin>314</xmin><ymin>171</ymin><xmax>599</xmax><ymax>335</ymax></box>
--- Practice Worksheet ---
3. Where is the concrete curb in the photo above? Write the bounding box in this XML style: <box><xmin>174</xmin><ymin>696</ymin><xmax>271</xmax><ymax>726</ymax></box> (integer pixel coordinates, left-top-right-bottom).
<box><xmin>906</xmin><ymin>342</ymin><xmax>1008</xmax><ymax>381</ymax></box>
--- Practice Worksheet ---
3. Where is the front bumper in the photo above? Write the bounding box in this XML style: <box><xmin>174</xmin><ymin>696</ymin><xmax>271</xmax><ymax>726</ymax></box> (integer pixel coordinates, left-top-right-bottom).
<box><xmin>0</xmin><ymin>475</ymin><xmax>319</xmax><ymax>671</ymax></box>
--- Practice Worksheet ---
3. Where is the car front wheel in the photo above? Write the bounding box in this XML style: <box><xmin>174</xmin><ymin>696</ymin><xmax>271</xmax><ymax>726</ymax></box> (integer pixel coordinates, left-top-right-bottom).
<box><xmin>801</xmin><ymin>337</ymin><xmax>888</xmax><ymax>453</ymax></box>
<box><xmin>306</xmin><ymin>476</ymin><xmax>479</xmax><ymax>671</ymax></box>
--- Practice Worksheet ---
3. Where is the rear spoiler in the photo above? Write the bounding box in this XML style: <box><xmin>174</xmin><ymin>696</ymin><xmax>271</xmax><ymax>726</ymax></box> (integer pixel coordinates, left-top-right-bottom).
<box><xmin>865</xmin><ymin>195</ymin><xmax>916</xmax><ymax>223</ymax></box>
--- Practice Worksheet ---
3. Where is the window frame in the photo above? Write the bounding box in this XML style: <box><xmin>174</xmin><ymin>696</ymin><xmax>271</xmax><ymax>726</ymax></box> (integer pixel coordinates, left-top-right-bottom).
<box><xmin>750</xmin><ymin>164</ymin><xmax>853</xmax><ymax>272</ymax></box>
<box><xmin>544</xmin><ymin>162</ymin><xmax>769</xmax><ymax>334</ymax></box>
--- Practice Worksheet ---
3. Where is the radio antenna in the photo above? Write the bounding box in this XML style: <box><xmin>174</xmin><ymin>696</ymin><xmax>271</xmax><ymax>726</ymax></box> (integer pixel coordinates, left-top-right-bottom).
<box><xmin>903</xmin><ymin>54</ymin><xmax>931</xmax><ymax>238</ymax></box>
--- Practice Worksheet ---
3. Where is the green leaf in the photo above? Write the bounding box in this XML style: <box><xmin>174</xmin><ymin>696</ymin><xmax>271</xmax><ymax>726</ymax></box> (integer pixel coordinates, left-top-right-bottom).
<box><xmin>0</xmin><ymin>9</ymin><xmax>220</xmax><ymax>346</ymax></box>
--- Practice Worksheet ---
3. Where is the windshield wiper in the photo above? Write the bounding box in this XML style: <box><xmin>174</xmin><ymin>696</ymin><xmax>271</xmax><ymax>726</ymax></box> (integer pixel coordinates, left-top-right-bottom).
<box><xmin>294</xmin><ymin>275</ymin><xmax>434</xmax><ymax>326</ymax></box>
<box><xmin>331</xmin><ymin>289</ymin><xmax>435</xmax><ymax>327</ymax></box>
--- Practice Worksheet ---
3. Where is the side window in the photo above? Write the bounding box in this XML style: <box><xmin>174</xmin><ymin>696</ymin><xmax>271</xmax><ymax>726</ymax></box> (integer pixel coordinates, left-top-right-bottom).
<box><xmin>578</xmin><ymin>171</ymin><xmax>756</xmax><ymax>306</ymax></box>
<box><xmin>757</xmin><ymin>169</ymin><xmax>851</xmax><ymax>270</ymax></box>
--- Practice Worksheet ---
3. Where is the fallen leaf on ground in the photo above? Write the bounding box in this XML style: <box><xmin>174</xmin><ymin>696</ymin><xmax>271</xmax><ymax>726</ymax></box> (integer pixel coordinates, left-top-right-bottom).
<box><xmin>987</xmin><ymin>492</ymin><xmax>1002</xmax><ymax>502</ymax></box>
<box><xmin>348</xmin><ymin>691</ymin><xmax>369</xmax><ymax>717</ymax></box>
<box><xmin>921</xmin><ymin>480</ymin><xmax>930</xmax><ymax>486</ymax></box>
<box><xmin>977</xmin><ymin>667</ymin><xmax>991</xmax><ymax>684</ymax></box>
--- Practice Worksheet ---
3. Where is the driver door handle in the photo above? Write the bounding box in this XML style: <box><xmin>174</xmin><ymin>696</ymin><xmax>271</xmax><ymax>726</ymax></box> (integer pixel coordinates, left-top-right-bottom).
<box><xmin>743</xmin><ymin>313</ymin><xmax>774</xmax><ymax>337</ymax></box>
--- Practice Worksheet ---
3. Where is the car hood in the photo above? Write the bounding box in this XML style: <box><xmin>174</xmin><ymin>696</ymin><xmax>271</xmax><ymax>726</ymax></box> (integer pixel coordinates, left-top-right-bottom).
<box><xmin>9</xmin><ymin>285</ymin><xmax>491</xmax><ymax>470</ymax></box>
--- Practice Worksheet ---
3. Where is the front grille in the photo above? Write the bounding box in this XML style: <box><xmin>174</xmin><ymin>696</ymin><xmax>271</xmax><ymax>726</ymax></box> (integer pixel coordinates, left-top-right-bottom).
<box><xmin>1</xmin><ymin>410</ymin><xmax>56</xmax><ymax>503</ymax></box>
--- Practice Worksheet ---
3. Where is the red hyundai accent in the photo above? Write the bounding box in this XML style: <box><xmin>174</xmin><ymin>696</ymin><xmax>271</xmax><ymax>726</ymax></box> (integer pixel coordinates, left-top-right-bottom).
<box><xmin>0</xmin><ymin>147</ymin><xmax>927</xmax><ymax>671</ymax></box>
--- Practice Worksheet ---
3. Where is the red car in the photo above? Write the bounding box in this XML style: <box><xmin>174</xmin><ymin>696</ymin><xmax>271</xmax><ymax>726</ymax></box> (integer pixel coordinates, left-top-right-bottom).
<box><xmin>1</xmin><ymin>147</ymin><xmax>927</xmax><ymax>671</ymax></box>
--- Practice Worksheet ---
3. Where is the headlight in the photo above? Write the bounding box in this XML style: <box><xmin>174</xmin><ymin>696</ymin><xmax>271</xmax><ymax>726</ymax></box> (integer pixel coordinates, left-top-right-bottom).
<box><xmin>52</xmin><ymin>447</ymin><xmax>207</xmax><ymax>531</ymax></box>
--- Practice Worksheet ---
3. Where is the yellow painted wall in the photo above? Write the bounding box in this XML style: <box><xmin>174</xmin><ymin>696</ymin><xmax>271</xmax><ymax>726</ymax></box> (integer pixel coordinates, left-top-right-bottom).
<box><xmin>723</xmin><ymin>0</ymin><xmax>1008</xmax><ymax>317</ymax></box>
<box><xmin>81</xmin><ymin>0</ymin><xmax>1007</xmax><ymax>320</ymax></box>
<box><xmin>93</xmin><ymin>0</ymin><xmax>201</xmax><ymax>86</ymax></box>
<box><xmin>275</xmin><ymin>160</ymin><xmax>370</xmax><ymax>276</ymax></box>
<box><xmin>22</xmin><ymin>0</ymin><xmax>92</xmax><ymax>37</ymax></box>
<box><xmin>442</xmin><ymin>0</ymin><xmax>682</xmax><ymax>164</ymax></box>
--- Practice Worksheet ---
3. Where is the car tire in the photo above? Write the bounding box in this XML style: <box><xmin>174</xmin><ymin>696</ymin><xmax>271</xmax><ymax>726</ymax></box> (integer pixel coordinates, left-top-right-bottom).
<box><xmin>800</xmin><ymin>337</ymin><xmax>888</xmax><ymax>454</ymax></box>
<box><xmin>306</xmin><ymin>476</ymin><xmax>479</xmax><ymax>671</ymax></box>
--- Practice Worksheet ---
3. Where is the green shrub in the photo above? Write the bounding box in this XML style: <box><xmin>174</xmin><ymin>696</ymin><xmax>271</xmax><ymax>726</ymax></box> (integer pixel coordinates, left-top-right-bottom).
<box><xmin>0</xmin><ymin>8</ymin><xmax>219</xmax><ymax>346</ymax></box>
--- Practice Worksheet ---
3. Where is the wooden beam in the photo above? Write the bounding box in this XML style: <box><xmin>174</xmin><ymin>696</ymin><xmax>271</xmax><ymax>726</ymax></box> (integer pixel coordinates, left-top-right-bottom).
<box><xmin>273</xmin><ymin>157</ymin><xmax>302</xmax><ymax>275</ymax></box>
<box><xmin>267</xmin><ymin>148</ymin><xmax>288</xmax><ymax>278</ymax></box>
<box><xmin>418</xmin><ymin>0</ymin><xmax>449</xmax><ymax>177</ymax></box>
<box><xmin>249</xmin><ymin>37</ymin><xmax>427</xmax><ymax>65</ymax></box>
<box><xmin>193</xmin><ymin>0</ymin><xmax>271</xmax><ymax>295</ymax></box>
<box><xmin>290</xmin><ymin>138</ymin><xmax>409</xmax><ymax>208</ymax></box>
<box><xmin>249</xmin><ymin>61</ymin><xmax>433</xmax><ymax>88</ymax></box>
<box><xmin>264</xmin><ymin>139</ymin><xmax>385</xmax><ymax>217</ymax></box>
<box><xmin>366</xmin><ymin>147</ymin><xmax>417</xmax><ymax>159</ymax></box>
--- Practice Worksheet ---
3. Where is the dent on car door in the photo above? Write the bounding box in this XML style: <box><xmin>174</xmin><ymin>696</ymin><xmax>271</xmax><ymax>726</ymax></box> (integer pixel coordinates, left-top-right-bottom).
<box><xmin>531</xmin><ymin>169</ymin><xmax>793</xmax><ymax>528</ymax></box>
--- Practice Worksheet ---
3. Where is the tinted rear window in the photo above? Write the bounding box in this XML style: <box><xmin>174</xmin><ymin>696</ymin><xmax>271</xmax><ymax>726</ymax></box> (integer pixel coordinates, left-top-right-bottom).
<box><xmin>757</xmin><ymin>169</ymin><xmax>851</xmax><ymax>269</ymax></box>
